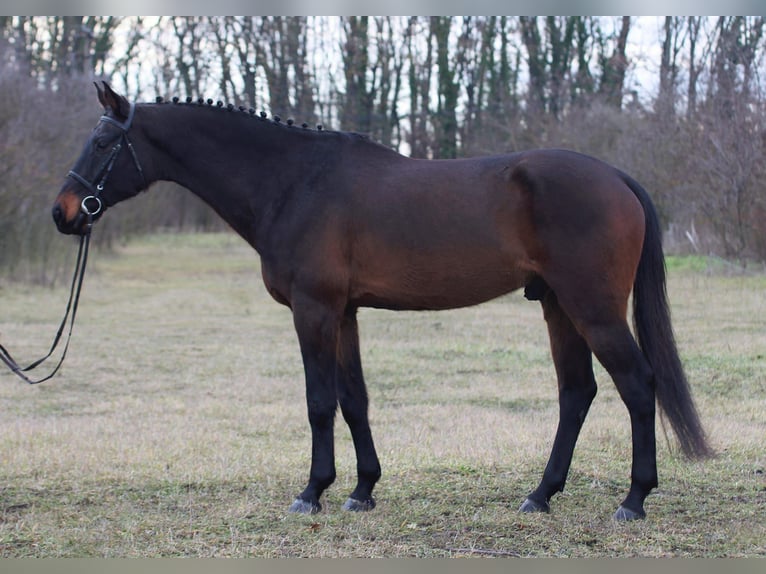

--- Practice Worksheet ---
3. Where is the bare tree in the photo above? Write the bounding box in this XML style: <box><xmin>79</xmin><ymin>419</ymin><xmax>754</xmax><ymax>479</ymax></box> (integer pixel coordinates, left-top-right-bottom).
<box><xmin>596</xmin><ymin>16</ymin><xmax>631</xmax><ymax>109</ymax></box>
<box><xmin>0</xmin><ymin>16</ymin><xmax>120</xmax><ymax>87</ymax></box>
<box><xmin>249</xmin><ymin>16</ymin><xmax>316</xmax><ymax>121</ymax></box>
<box><xmin>519</xmin><ymin>16</ymin><xmax>547</xmax><ymax>119</ymax></box>
<box><xmin>689</xmin><ymin>16</ymin><xmax>766</xmax><ymax>259</ymax></box>
<box><xmin>339</xmin><ymin>16</ymin><xmax>373</xmax><ymax>132</ymax></box>
<box><xmin>170</xmin><ymin>17</ymin><xmax>208</xmax><ymax>98</ymax></box>
<box><xmin>431</xmin><ymin>16</ymin><xmax>459</xmax><ymax>158</ymax></box>
<box><xmin>405</xmin><ymin>17</ymin><xmax>433</xmax><ymax>158</ymax></box>
<box><xmin>371</xmin><ymin>17</ymin><xmax>405</xmax><ymax>149</ymax></box>
<box><xmin>656</xmin><ymin>17</ymin><xmax>683</xmax><ymax>120</ymax></box>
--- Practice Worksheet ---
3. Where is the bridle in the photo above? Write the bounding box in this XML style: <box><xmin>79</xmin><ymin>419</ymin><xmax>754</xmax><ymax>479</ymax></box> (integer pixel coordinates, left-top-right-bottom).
<box><xmin>67</xmin><ymin>101</ymin><xmax>147</xmax><ymax>218</ymax></box>
<box><xmin>1</xmin><ymin>101</ymin><xmax>145</xmax><ymax>385</ymax></box>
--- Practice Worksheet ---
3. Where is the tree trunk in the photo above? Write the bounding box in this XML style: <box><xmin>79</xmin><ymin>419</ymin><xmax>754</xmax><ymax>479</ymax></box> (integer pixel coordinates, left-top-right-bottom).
<box><xmin>598</xmin><ymin>16</ymin><xmax>631</xmax><ymax>109</ymax></box>
<box><xmin>431</xmin><ymin>16</ymin><xmax>458</xmax><ymax>158</ymax></box>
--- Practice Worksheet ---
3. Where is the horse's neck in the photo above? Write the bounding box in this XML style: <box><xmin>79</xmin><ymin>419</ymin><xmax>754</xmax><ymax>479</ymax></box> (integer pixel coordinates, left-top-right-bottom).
<box><xmin>148</xmin><ymin>107</ymin><xmax>319</xmax><ymax>244</ymax></box>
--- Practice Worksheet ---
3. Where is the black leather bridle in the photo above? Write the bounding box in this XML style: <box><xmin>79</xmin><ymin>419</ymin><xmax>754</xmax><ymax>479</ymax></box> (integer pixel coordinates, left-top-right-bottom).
<box><xmin>67</xmin><ymin>101</ymin><xmax>147</xmax><ymax>217</ymax></box>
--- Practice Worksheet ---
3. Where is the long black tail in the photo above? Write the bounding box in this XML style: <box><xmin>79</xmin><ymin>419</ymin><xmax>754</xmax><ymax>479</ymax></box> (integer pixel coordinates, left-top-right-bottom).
<box><xmin>622</xmin><ymin>172</ymin><xmax>713</xmax><ymax>459</ymax></box>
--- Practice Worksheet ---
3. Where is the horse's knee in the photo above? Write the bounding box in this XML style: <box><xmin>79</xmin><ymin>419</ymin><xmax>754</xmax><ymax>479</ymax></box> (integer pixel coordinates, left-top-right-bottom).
<box><xmin>307</xmin><ymin>401</ymin><xmax>337</xmax><ymax>428</ymax></box>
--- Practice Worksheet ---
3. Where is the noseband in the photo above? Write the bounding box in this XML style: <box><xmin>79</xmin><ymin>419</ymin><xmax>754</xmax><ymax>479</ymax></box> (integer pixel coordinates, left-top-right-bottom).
<box><xmin>67</xmin><ymin>101</ymin><xmax>146</xmax><ymax>216</ymax></box>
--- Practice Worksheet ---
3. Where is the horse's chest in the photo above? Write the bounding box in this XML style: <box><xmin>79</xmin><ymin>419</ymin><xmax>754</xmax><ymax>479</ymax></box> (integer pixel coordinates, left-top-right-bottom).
<box><xmin>260</xmin><ymin>261</ymin><xmax>291</xmax><ymax>307</ymax></box>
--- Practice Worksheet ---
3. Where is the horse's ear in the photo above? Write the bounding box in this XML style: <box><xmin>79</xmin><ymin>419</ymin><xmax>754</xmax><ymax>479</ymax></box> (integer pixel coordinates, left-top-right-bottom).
<box><xmin>94</xmin><ymin>81</ymin><xmax>130</xmax><ymax>119</ymax></box>
<box><xmin>94</xmin><ymin>81</ymin><xmax>106</xmax><ymax>107</ymax></box>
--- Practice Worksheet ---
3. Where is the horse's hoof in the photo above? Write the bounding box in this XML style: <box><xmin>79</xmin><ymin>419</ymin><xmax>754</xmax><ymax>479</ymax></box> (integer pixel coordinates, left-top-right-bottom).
<box><xmin>342</xmin><ymin>497</ymin><xmax>376</xmax><ymax>512</ymax></box>
<box><xmin>288</xmin><ymin>498</ymin><xmax>321</xmax><ymax>514</ymax></box>
<box><xmin>519</xmin><ymin>497</ymin><xmax>550</xmax><ymax>514</ymax></box>
<box><xmin>613</xmin><ymin>505</ymin><xmax>646</xmax><ymax>521</ymax></box>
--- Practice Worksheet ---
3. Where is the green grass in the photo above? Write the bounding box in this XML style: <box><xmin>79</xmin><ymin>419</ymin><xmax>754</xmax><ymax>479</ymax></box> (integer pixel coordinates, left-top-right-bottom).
<box><xmin>1</xmin><ymin>232</ymin><xmax>765</xmax><ymax>557</ymax></box>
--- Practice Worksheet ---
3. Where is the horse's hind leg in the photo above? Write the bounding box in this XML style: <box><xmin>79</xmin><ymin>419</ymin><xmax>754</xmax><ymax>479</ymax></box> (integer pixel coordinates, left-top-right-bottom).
<box><xmin>583</xmin><ymin>319</ymin><xmax>657</xmax><ymax>520</ymax></box>
<box><xmin>548</xmin><ymin>284</ymin><xmax>657</xmax><ymax>519</ymax></box>
<box><xmin>520</xmin><ymin>289</ymin><xmax>597</xmax><ymax>514</ymax></box>
<box><xmin>336</xmin><ymin>309</ymin><xmax>381</xmax><ymax>511</ymax></box>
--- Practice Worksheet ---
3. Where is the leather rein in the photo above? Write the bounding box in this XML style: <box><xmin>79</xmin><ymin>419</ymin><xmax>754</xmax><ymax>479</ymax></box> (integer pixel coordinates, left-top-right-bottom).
<box><xmin>1</xmin><ymin>102</ymin><xmax>145</xmax><ymax>384</ymax></box>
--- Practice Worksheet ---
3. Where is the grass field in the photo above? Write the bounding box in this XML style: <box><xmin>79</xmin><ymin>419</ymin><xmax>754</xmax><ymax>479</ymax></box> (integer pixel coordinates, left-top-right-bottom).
<box><xmin>1</xmin><ymin>232</ymin><xmax>764</xmax><ymax>557</ymax></box>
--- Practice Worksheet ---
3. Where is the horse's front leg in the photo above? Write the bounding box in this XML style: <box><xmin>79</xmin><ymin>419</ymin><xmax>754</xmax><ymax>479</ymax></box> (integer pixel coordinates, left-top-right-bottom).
<box><xmin>337</xmin><ymin>309</ymin><xmax>381</xmax><ymax>511</ymax></box>
<box><xmin>288</xmin><ymin>295</ymin><xmax>343</xmax><ymax>514</ymax></box>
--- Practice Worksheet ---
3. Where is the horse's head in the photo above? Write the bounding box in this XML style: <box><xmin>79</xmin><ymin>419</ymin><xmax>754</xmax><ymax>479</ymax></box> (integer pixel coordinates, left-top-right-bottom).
<box><xmin>52</xmin><ymin>81</ymin><xmax>147</xmax><ymax>235</ymax></box>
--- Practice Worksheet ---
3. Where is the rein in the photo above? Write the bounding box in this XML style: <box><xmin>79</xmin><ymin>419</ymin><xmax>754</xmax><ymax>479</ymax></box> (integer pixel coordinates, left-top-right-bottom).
<box><xmin>1</xmin><ymin>101</ymin><xmax>145</xmax><ymax>385</ymax></box>
<box><xmin>0</xmin><ymin>212</ymin><xmax>94</xmax><ymax>384</ymax></box>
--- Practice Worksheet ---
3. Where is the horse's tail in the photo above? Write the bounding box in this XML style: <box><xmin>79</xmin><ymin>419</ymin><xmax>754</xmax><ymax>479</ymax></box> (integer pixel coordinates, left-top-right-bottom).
<box><xmin>622</xmin><ymin>172</ymin><xmax>714</xmax><ymax>459</ymax></box>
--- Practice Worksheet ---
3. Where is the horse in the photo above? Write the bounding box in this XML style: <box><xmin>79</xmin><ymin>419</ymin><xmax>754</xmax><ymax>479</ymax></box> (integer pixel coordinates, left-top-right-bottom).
<box><xmin>52</xmin><ymin>81</ymin><xmax>712</xmax><ymax>521</ymax></box>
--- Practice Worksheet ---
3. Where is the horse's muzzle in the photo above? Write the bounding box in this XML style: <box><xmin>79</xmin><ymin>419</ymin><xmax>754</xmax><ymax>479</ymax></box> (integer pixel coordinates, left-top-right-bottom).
<box><xmin>52</xmin><ymin>203</ymin><xmax>77</xmax><ymax>235</ymax></box>
<box><xmin>52</xmin><ymin>189</ymin><xmax>99</xmax><ymax>235</ymax></box>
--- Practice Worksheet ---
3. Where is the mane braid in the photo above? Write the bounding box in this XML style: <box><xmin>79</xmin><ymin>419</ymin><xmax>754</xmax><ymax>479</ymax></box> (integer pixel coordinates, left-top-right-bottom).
<box><xmin>151</xmin><ymin>94</ymin><xmax>339</xmax><ymax>135</ymax></box>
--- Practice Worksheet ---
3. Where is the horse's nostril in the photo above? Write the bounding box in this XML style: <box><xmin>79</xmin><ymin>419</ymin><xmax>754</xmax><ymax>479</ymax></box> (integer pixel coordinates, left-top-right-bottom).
<box><xmin>52</xmin><ymin>204</ymin><xmax>64</xmax><ymax>225</ymax></box>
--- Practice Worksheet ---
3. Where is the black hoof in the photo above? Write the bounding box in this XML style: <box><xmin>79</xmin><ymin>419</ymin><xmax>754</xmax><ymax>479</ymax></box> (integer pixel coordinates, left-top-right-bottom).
<box><xmin>288</xmin><ymin>498</ymin><xmax>322</xmax><ymax>514</ymax></box>
<box><xmin>613</xmin><ymin>505</ymin><xmax>646</xmax><ymax>521</ymax></box>
<box><xmin>519</xmin><ymin>497</ymin><xmax>550</xmax><ymax>514</ymax></box>
<box><xmin>342</xmin><ymin>497</ymin><xmax>376</xmax><ymax>512</ymax></box>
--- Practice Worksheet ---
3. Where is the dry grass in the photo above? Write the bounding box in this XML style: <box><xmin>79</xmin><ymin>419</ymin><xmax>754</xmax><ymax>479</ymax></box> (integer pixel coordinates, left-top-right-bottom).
<box><xmin>1</xmin><ymin>233</ymin><xmax>764</xmax><ymax>557</ymax></box>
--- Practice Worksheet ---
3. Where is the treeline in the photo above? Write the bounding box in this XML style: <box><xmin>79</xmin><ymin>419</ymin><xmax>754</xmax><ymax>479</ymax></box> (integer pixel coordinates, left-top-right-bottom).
<box><xmin>1</xmin><ymin>16</ymin><xmax>766</xmax><ymax>283</ymax></box>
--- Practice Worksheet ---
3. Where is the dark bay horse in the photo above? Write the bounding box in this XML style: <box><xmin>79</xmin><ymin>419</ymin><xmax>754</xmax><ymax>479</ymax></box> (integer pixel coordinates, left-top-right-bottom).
<box><xmin>52</xmin><ymin>82</ymin><xmax>712</xmax><ymax>521</ymax></box>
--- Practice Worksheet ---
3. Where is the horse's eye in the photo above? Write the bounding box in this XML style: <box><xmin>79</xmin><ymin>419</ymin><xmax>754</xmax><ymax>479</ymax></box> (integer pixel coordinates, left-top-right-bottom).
<box><xmin>94</xmin><ymin>138</ymin><xmax>108</xmax><ymax>151</ymax></box>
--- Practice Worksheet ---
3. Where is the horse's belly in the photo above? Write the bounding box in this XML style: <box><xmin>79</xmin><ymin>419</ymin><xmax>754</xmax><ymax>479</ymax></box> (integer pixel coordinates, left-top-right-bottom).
<box><xmin>351</xmin><ymin>254</ymin><xmax>530</xmax><ymax>311</ymax></box>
